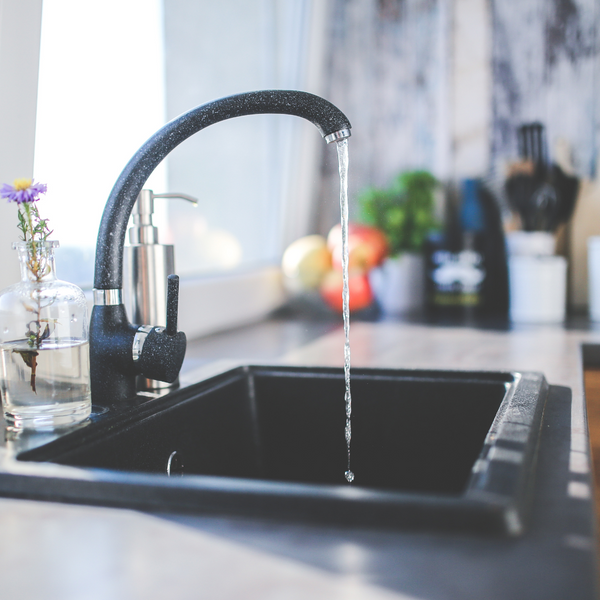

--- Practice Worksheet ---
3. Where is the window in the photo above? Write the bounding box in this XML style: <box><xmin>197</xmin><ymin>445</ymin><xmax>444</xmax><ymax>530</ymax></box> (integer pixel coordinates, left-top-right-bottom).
<box><xmin>31</xmin><ymin>0</ymin><xmax>331</xmax><ymax>336</ymax></box>
<box><xmin>34</xmin><ymin>0</ymin><xmax>168</xmax><ymax>290</ymax></box>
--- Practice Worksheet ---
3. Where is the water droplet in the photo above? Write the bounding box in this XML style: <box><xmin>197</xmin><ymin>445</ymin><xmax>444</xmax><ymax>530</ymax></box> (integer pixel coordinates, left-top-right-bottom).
<box><xmin>3</xmin><ymin>327</ymin><xmax>8</xmax><ymax>334</ymax></box>
<box><xmin>71</xmin><ymin>315</ymin><xmax>77</xmax><ymax>322</ymax></box>
<box><xmin>345</xmin><ymin>470</ymin><xmax>354</xmax><ymax>483</ymax></box>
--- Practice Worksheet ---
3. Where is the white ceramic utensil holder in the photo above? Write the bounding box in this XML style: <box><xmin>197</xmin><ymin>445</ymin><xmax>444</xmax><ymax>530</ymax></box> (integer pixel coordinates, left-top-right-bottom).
<box><xmin>587</xmin><ymin>236</ymin><xmax>600</xmax><ymax>321</ymax></box>
<box><xmin>508</xmin><ymin>254</ymin><xmax>567</xmax><ymax>323</ymax></box>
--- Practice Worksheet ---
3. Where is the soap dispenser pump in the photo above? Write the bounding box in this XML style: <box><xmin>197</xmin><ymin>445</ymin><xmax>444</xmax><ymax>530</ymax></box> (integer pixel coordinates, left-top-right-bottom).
<box><xmin>124</xmin><ymin>189</ymin><xmax>197</xmax><ymax>390</ymax></box>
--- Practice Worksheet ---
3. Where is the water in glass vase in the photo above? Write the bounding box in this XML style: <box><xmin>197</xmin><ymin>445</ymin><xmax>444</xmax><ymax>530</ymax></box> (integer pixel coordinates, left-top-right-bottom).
<box><xmin>0</xmin><ymin>339</ymin><xmax>91</xmax><ymax>428</ymax></box>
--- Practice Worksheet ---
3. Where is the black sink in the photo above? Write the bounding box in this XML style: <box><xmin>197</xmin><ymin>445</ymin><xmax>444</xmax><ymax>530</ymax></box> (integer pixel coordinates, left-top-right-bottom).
<box><xmin>6</xmin><ymin>366</ymin><xmax>548</xmax><ymax>535</ymax></box>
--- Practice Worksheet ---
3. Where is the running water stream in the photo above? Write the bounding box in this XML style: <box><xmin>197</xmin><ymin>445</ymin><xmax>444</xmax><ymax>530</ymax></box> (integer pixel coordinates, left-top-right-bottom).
<box><xmin>336</xmin><ymin>139</ymin><xmax>354</xmax><ymax>484</ymax></box>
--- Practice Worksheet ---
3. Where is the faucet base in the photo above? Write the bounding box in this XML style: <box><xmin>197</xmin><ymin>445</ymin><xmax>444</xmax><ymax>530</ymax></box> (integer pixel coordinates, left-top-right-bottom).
<box><xmin>89</xmin><ymin>304</ymin><xmax>139</xmax><ymax>403</ymax></box>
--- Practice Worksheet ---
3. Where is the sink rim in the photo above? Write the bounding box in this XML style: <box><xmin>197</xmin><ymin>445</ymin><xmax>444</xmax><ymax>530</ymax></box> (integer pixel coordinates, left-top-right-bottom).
<box><xmin>5</xmin><ymin>366</ymin><xmax>549</xmax><ymax>536</ymax></box>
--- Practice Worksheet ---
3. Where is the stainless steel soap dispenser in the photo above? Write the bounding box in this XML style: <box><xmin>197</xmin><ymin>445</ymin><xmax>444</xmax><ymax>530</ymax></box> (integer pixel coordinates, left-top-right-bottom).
<box><xmin>124</xmin><ymin>189</ymin><xmax>197</xmax><ymax>389</ymax></box>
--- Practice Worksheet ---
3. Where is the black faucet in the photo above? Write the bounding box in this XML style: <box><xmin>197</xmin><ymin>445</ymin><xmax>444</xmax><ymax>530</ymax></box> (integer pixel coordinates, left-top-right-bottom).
<box><xmin>90</xmin><ymin>90</ymin><xmax>352</xmax><ymax>403</ymax></box>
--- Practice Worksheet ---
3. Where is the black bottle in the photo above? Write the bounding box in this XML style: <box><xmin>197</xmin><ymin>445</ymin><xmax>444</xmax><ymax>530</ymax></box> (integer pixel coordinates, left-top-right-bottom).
<box><xmin>425</xmin><ymin>179</ymin><xmax>509</xmax><ymax>321</ymax></box>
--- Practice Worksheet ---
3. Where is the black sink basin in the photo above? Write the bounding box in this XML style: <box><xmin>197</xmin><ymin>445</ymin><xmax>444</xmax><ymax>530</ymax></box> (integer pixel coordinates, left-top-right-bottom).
<box><xmin>6</xmin><ymin>366</ymin><xmax>548</xmax><ymax>535</ymax></box>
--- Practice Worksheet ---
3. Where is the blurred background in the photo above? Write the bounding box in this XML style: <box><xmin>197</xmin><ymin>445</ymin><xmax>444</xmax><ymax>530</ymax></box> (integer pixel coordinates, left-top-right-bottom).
<box><xmin>5</xmin><ymin>0</ymin><xmax>600</xmax><ymax>334</ymax></box>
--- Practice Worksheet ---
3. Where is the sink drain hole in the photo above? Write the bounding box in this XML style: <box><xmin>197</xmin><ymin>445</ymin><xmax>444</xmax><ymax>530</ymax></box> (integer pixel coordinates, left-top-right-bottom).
<box><xmin>166</xmin><ymin>450</ymin><xmax>185</xmax><ymax>476</ymax></box>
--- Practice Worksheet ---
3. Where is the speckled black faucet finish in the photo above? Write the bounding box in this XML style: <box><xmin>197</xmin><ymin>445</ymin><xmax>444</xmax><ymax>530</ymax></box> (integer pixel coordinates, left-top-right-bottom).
<box><xmin>89</xmin><ymin>90</ymin><xmax>351</xmax><ymax>403</ymax></box>
<box><xmin>94</xmin><ymin>90</ymin><xmax>352</xmax><ymax>290</ymax></box>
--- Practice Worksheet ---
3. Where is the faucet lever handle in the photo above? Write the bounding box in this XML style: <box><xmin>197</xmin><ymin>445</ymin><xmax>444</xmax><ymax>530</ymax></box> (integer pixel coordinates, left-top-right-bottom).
<box><xmin>136</xmin><ymin>276</ymin><xmax>185</xmax><ymax>383</ymax></box>
<box><xmin>166</xmin><ymin>274</ymin><xmax>179</xmax><ymax>336</ymax></box>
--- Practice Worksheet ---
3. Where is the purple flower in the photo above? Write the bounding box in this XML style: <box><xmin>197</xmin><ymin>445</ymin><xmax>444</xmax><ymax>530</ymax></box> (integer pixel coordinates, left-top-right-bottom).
<box><xmin>0</xmin><ymin>179</ymin><xmax>47</xmax><ymax>204</ymax></box>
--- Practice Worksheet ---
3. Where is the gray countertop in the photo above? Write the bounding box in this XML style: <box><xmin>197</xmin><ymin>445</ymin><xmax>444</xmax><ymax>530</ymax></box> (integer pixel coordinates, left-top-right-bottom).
<box><xmin>0</xmin><ymin>320</ymin><xmax>598</xmax><ymax>599</ymax></box>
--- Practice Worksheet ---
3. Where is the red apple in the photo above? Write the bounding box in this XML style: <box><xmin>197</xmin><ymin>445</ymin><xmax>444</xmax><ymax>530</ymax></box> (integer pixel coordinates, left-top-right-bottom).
<box><xmin>320</xmin><ymin>269</ymin><xmax>374</xmax><ymax>313</ymax></box>
<box><xmin>327</xmin><ymin>223</ymin><xmax>388</xmax><ymax>271</ymax></box>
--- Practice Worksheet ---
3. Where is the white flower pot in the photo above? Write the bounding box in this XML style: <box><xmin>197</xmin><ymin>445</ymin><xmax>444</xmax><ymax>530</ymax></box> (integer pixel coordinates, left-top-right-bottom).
<box><xmin>369</xmin><ymin>254</ymin><xmax>425</xmax><ymax>315</ymax></box>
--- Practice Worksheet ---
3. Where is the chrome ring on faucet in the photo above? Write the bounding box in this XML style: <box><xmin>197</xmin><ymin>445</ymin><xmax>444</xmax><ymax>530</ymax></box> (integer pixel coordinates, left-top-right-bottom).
<box><xmin>325</xmin><ymin>128</ymin><xmax>352</xmax><ymax>144</ymax></box>
<box><xmin>132</xmin><ymin>325</ymin><xmax>154</xmax><ymax>362</ymax></box>
<box><xmin>93</xmin><ymin>289</ymin><xmax>123</xmax><ymax>306</ymax></box>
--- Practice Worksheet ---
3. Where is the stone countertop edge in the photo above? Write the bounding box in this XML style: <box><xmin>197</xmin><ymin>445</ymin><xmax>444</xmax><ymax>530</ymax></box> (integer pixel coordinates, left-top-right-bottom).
<box><xmin>0</xmin><ymin>320</ymin><xmax>597</xmax><ymax>600</ymax></box>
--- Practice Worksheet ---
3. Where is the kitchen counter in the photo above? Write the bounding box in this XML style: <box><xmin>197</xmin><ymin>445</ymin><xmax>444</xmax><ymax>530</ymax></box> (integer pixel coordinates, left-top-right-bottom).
<box><xmin>0</xmin><ymin>320</ymin><xmax>597</xmax><ymax>599</ymax></box>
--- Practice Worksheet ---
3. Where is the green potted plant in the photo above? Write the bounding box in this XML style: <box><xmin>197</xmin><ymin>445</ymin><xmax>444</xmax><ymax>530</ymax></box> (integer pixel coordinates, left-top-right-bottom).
<box><xmin>358</xmin><ymin>170</ymin><xmax>439</xmax><ymax>315</ymax></box>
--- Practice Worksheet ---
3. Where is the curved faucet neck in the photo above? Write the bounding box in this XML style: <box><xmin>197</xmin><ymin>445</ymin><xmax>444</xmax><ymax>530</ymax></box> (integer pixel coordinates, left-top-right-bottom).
<box><xmin>93</xmin><ymin>90</ymin><xmax>351</xmax><ymax>291</ymax></box>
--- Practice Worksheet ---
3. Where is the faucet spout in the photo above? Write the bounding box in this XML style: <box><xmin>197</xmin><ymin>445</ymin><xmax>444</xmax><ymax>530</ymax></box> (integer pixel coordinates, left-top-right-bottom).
<box><xmin>90</xmin><ymin>90</ymin><xmax>351</xmax><ymax>403</ymax></box>
<box><xmin>94</xmin><ymin>90</ymin><xmax>351</xmax><ymax>291</ymax></box>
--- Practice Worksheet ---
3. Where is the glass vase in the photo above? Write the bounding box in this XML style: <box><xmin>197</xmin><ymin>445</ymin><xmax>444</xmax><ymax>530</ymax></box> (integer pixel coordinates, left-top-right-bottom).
<box><xmin>0</xmin><ymin>241</ymin><xmax>92</xmax><ymax>429</ymax></box>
